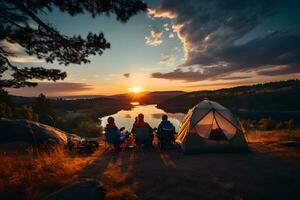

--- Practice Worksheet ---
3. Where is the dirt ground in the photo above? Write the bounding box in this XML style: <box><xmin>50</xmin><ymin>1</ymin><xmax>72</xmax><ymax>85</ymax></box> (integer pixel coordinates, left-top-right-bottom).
<box><xmin>79</xmin><ymin>141</ymin><xmax>300</xmax><ymax>200</ymax></box>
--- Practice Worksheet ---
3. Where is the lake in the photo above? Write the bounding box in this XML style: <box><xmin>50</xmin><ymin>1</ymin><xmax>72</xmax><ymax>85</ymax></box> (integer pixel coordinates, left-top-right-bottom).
<box><xmin>101</xmin><ymin>104</ymin><xmax>185</xmax><ymax>132</ymax></box>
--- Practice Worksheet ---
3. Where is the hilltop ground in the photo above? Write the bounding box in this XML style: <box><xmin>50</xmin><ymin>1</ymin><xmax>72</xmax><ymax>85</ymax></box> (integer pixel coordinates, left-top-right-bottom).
<box><xmin>79</xmin><ymin>130</ymin><xmax>300</xmax><ymax>200</ymax></box>
<box><xmin>1</xmin><ymin>130</ymin><xmax>299</xmax><ymax>200</ymax></box>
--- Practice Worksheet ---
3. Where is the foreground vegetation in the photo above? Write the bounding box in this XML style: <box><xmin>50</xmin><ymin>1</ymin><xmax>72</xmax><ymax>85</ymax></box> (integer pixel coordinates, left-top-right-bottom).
<box><xmin>0</xmin><ymin>147</ymin><xmax>97</xmax><ymax>200</ymax></box>
<box><xmin>0</xmin><ymin>90</ymin><xmax>120</xmax><ymax>137</ymax></box>
<box><xmin>246</xmin><ymin>129</ymin><xmax>300</xmax><ymax>143</ymax></box>
<box><xmin>241</xmin><ymin>118</ymin><xmax>295</xmax><ymax>131</ymax></box>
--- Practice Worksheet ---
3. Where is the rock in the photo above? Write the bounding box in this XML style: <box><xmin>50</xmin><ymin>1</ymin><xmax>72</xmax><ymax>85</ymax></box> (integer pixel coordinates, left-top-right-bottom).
<box><xmin>44</xmin><ymin>179</ymin><xmax>105</xmax><ymax>200</ymax></box>
<box><xmin>0</xmin><ymin>118</ymin><xmax>67</xmax><ymax>152</ymax></box>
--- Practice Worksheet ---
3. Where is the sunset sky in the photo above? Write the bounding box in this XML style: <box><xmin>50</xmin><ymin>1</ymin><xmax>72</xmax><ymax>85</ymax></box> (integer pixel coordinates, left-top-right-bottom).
<box><xmin>6</xmin><ymin>0</ymin><xmax>300</xmax><ymax>97</ymax></box>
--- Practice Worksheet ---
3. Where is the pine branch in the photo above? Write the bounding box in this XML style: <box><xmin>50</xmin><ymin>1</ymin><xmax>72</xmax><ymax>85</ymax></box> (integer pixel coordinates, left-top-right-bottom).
<box><xmin>10</xmin><ymin>0</ymin><xmax>68</xmax><ymax>43</ymax></box>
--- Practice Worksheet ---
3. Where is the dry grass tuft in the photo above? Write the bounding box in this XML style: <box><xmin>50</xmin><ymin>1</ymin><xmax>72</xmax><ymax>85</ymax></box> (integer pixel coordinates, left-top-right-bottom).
<box><xmin>0</xmin><ymin>147</ymin><xmax>97</xmax><ymax>200</ymax></box>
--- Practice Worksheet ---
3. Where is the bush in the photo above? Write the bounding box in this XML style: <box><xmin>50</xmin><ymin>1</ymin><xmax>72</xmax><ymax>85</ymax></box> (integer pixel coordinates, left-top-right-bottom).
<box><xmin>285</xmin><ymin>119</ymin><xmax>295</xmax><ymax>131</ymax></box>
<box><xmin>55</xmin><ymin>116</ymin><xmax>103</xmax><ymax>138</ymax></box>
<box><xmin>34</xmin><ymin>93</ymin><xmax>55</xmax><ymax>125</ymax></box>
<box><xmin>241</xmin><ymin>119</ymin><xmax>257</xmax><ymax>131</ymax></box>
<box><xmin>275</xmin><ymin>122</ymin><xmax>286</xmax><ymax>130</ymax></box>
<box><xmin>256</xmin><ymin>118</ymin><xmax>296</xmax><ymax>131</ymax></box>
<box><xmin>14</xmin><ymin>105</ymin><xmax>39</xmax><ymax>121</ymax></box>
<box><xmin>72</xmin><ymin>120</ymin><xmax>101</xmax><ymax>138</ymax></box>
<box><xmin>258</xmin><ymin>118</ymin><xmax>276</xmax><ymax>130</ymax></box>
<box><xmin>0</xmin><ymin>89</ymin><xmax>13</xmax><ymax>118</ymax></box>
<box><xmin>0</xmin><ymin>102</ymin><xmax>12</xmax><ymax>118</ymax></box>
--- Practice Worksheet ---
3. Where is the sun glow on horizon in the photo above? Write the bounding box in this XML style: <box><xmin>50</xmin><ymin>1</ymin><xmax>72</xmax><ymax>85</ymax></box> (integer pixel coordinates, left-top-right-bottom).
<box><xmin>129</xmin><ymin>86</ymin><xmax>142</xmax><ymax>94</ymax></box>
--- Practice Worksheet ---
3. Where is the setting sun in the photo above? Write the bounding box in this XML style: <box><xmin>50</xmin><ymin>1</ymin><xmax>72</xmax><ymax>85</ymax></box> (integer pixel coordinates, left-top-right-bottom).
<box><xmin>129</xmin><ymin>86</ymin><xmax>142</xmax><ymax>94</ymax></box>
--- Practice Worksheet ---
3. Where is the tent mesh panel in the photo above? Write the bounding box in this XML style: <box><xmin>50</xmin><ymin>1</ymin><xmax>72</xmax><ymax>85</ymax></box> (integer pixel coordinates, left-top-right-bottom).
<box><xmin>193</xmin><ymin>111</ymin><xmax>237</xmax><ymax>140</ymax></box>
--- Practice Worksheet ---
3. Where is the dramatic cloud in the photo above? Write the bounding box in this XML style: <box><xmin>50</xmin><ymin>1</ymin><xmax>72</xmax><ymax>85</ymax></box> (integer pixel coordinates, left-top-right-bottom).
<box><xmin>7</xmin><ymin>82</ymin><xmax>93</xmax><ymax>97</ymax></box>
<box><xmin>257</xmin><ymin>64</ymin><xmax>300</xmax><ymax>76</ymax></box>
<box><xmin>214</xmin><ymin>76</ymin><xmax>252</xmax><ymax>81</ymax></box>
<box><xmin>152</xmin><ymin>66</ymin><xmax>251</xmax><ymax>82</ymax></box>
<box><xmin>152</xmin><ymin>69</ymin><xmax>207</xmax><ymax>82</ymax></box>
<box><xmin>123</xmin><ymin>73</ymin><xmax>130</xmax><ymax>78</ymax></box>
<box><xmin>145</xmin><ymin>25</ymin><xmax>163</xmax><ymax>46</ymax></box>
<box><xmin>150</xmin><ymin>0</ymin><xmax>300</xmax><ymax>81</ymax></box>
<box><xmin>148</xmin><ymin>8</ymin><xmax>177</xmax><ymax>19</ymax></box>
<box><xmin>186</xmin><ymin>79</ymin><xmax>257</xmax><ymax>89</ymax></box>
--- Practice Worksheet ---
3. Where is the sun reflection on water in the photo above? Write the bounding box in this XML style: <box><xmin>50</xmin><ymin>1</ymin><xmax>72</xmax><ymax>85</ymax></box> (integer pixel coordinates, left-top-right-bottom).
<box><xmin>101</xmin><ymin>104</ymin><xmax>185</xmax><ymax>131</ymax></box>
<box><xmin>130</xmin><ymin>102</ymin><xmax>140</xmax><ymax>106</ymax></box>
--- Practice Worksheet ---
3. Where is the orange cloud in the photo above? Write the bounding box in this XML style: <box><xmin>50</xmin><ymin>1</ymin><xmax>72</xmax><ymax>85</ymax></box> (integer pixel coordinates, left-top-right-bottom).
<box><xmin>148</xmin><ymin>8</ymin><xmax>177</xmax><ymax>19</ymax></box>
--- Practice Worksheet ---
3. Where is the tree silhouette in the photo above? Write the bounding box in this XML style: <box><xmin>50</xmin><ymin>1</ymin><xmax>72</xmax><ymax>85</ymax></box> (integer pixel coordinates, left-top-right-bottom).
<box><xmin>34</xmin><ymin>93</ymin><xmax>54</xmax><ymax>124</ymax></box>
<box><xmin>0</xmin><ymin>0</ymin><xmax>147</xmax><ymax>88</ymax></box>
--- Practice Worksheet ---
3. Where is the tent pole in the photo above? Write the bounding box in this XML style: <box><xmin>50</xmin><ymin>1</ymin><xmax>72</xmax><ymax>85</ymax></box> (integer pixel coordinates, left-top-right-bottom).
<box><xmin>210</xmin><ymin>110</ymin><xmax>214</xmax><ymax>132</ymax></box>
<box><xmin>213</xmin><ymin>110</ymin><xmax>224</xmax><ymax>135</ymax></box>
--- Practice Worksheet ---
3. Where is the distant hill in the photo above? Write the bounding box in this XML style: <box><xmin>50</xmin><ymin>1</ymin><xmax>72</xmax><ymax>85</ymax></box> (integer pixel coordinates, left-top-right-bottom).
<box><xmin>50</xmin><ymin>95</ymin><xmax>106</xmax><ymax>100</ymax></box>
<box><xmin>10</xmin><ymin>90</ymin><xmax>186</xmax><ymax>106</ymax></box>
<box><xmin>110</xmin><ymin>91</ymin><xmax>186</xmax><ymax>104</ymax></box>
<box><xmin>9</xmin><ymin>95</ymin><xmax>131</xmax><ymax>117</ymax></box>
<box><xmin>9</xmin><ymin>95</ymin><xmax>36</xmax><ymax>105</ymax></box>
<box><xmin>8</xmin><ymin>90</ymin><xmax>185</xmax><ymax>116</ymax></box>
<box><xmin>157</xmin><ymin>80</ymin><xmax>300</xmax><ymax>113</ymax></box>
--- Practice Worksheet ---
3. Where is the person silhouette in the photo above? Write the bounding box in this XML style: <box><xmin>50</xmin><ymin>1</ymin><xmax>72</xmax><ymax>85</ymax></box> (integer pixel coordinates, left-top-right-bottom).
<box><xmin>104</xmin><ymin>117</ymin><xmax>128</xmax><ymax>150</ymax></box>
<box><xmin>131</xmin><ymin>113</ymin><xmax>153</xmax><ymax>146</ymax></box>
<box><xmin>157</xmin><ymin>115</ymin><xmax>176</xmax><ymax>146</ymax></box>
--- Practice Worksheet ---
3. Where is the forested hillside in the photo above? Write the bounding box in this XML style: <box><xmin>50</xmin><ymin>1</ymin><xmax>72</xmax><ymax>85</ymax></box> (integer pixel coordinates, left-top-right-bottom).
<box><xmin>157</xmin><ymin>80</ymin><xmax>300</xmax><ymax>113</ymax></box>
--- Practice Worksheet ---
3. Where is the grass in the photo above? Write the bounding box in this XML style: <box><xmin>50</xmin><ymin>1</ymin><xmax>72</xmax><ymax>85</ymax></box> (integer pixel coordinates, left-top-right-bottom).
<box><xmin>245</xmin><ymin>129</ymin><xmax>300</xmax><ymax>143</ymax></box>
<box><xmin>0</xmin><ymin>147</ymin><xmax>97</xmax><ymax>200</ymax></box>
<box><xmin>245</xmin><ymin>129</ymin><xmax>300</xmax><ymax>164</ymax></box>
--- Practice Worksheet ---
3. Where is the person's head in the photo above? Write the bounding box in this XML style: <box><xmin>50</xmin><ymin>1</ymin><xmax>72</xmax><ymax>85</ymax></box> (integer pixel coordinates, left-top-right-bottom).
<box><xmin>137</xmin><ymin>113</ymin><xmax>144</xmax><ymax>122</ymax></box>
<box><xmin>107</xmin><ymin>117</ymin><xmax>115</xmax><ymax>125</ymax></box>
<box><xmin>162</xmin><ymin>114</ymin><xmax>168</xmax><ymax>121</ymax></box>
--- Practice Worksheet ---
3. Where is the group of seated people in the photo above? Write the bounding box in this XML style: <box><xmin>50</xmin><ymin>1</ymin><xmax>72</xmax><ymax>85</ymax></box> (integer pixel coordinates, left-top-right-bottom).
<box><xmin>104</xmin><ymin>113</ymin><xmax>175</xmax><ymax>150</ymax></box>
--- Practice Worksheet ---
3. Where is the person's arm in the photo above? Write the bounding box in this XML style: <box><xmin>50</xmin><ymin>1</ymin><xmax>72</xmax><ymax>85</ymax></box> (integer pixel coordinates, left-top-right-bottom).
<box><xmin>131</xmin><ymin>124</ymin><xmax>135</xmax><ymax>135</ymax></box>
<box><xmin>104</xmin><ymin>127</ymin><xmax>108</xmax><ymax>137</ymax></box>
<box><xmin>166</xmin><ymin>121</ymin><xmax>175</xmax><ymax>132</ymax></box>
<box><xmin>170</xmin><ymin>123</ymin><xmax>176</xmax><ymax>133</ymax></box>
<box><xmin>113</xmin><ymin>127</ymin><xmax>121</xmax><ymax>138</ymax></box>
<box><xmin>157</xmin><ymin>123</ymin><xmax>162</xmax><ymax>133</ymax></box>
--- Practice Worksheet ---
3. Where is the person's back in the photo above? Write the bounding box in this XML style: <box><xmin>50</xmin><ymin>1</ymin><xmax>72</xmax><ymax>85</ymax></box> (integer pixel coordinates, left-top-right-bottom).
<box><xmin>158</xmin><ymin>115</ymin><xmax>175</xmax><ymax>134</ymax></box>
<box><xmin>158</xmin><ymin>121</ymin><xmax>175</xmax><ymax>133</ymax></box>
<box><xmin>157</xmin><ymin>115</ymin><xmax>175</xmax><ymax>147</ymax></box>
<box><xmin>131</xmin><ymin>113</ymin><xmax>153</xmax><ymax>146</ymax></box>
<box><xmin>105</xmin><ymin>124</ymin><xmax>121</xmax><ymax>143</ymax></box>
<box><xmin>104</xmin><ymin>117</ymin><xmax>122</xmax><ymax>144</ymax></box>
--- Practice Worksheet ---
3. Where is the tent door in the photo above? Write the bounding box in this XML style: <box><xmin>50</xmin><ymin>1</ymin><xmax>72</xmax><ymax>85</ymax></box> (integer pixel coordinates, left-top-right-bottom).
<box><xmin>209</xmin><ymin>111</ymin><xmax>227</xmax><ymax>141</ymax></box>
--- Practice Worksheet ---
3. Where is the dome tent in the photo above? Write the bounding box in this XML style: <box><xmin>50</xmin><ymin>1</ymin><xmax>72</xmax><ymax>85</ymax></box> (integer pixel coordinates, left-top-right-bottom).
<box><xmin>176</xmin><ymin>100</ymin><xmax>248</xmax><ymax>153</ymax></box>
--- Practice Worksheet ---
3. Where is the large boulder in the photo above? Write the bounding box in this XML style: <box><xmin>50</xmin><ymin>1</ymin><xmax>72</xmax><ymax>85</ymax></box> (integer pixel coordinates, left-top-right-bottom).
<box><xmin>0</xmin><ymin>118</ymin><xmax>67</xmax><ymax>151</ymax></box>
<box><xmin>44</xmin><ymin>179</ymin><xmax>105</xmax><ymax>200</ymax></box>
